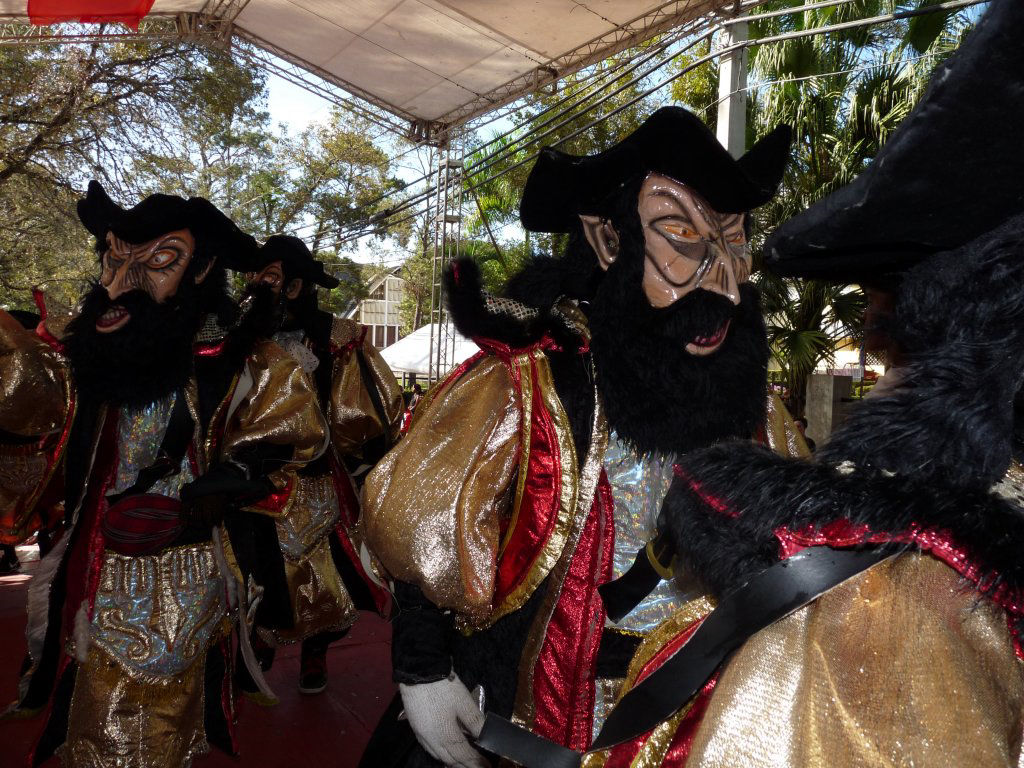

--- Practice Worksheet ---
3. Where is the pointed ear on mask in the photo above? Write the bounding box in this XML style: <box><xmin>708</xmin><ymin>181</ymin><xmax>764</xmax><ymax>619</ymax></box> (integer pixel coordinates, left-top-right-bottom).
<box><xmin>285</xmin><ymin>278</ymin><xmax>303</xmax><ymax>300</ymax></box>
<box><xmin>193</xmin><ymin>258</ymin><xmax>214</xmax><ymax>285</ymax></box>
<box><xmin>579</xmin><ymin>214</ymin><xmax>620</xmax><ymax>271</ymax></box>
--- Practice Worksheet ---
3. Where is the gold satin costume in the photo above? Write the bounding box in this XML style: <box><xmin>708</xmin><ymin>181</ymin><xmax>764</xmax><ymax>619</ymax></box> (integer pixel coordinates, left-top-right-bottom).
<box><xmin>589</xmin><ymin>553</ymin><xmax>1024</xmax><ymax>767</ymax></box>
<box><xmin>363</xmin><ymin>352</ymin><xmax>526</xmax><ymax>623</ymax></box>
<box><xmin>253</xmin><ymin>317</ymin><xmax>402</xmax><ymax>644</ymax></box>
<box><xmin>1</xmin><ymin>311</ymin><xmax>328</xmax><ymax>767</ymax></box>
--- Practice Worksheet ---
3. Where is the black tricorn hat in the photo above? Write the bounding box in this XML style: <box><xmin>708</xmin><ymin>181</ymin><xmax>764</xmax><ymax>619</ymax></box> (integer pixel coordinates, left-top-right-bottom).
<box><xmin>254</xmin><ymin>235</ymin><xmax>340</xmax><ymax>289</ymax></box>
<box><xmin>763</xmin><ymin>0</ymin><xmax>1024</xmax><ymax>284</ymax></box>
<box><xmin>76</xmin><ymin>180</ymin><xmax>259</xmax><ymax>272</ymax></box>
<box><xmin>519</xmin><ymin>106</ymin><xmax>792</xmax><ymax>233</ymax></box>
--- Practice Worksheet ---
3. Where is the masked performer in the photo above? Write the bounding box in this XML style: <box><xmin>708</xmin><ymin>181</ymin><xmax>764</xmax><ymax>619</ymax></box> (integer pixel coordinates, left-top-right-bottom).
<box><xmin>358</xmin><ymin>106</ymin><xmax>795</xmax><ymax>768</ymax></box>
<box><xmin>0</xmin><ymin>307</ymin><xmax>67</xmax><ymax>574</ymax></box>
<box><xmin>235</xmin><ymin>234</ymin><xmax>401</xmax><ymax>698</ymax></box>
<box><xmin>588</xmin><ymin>3</ymin><xmax>1024</xmax><ymax>765</ymax></box>
<box><xmin>1</xmin><ymin>181</ymin><xmax>328</xmax><ymax>768</ymax></box>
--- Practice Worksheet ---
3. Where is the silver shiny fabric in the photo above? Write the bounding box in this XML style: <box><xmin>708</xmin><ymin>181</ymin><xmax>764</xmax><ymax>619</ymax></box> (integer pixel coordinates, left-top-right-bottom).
<box><xmin>89</xmin><ymin>543</ymin><xmax>227</xmax><ymax>679</ymax></box>
<box><xmin>109</xmin><ymin>394</ymin><xmax>193</xmax><ymax>499</ymax></box>
<box><xmin>605</xmin><ymin>433</ymin><xmax>697</xmax><ymax>634</ymax></box>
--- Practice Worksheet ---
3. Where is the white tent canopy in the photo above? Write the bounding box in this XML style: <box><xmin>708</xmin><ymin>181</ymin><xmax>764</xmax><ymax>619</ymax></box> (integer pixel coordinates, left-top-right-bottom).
<box><xmin>379</xmin><ymin>323</ymin><xmax>478</xmax><ymax>376</ymax></box>
<box><xmin>0</xmin><ymin>0</ymin><xmax>749</xmax><ymax>133</ymax></box>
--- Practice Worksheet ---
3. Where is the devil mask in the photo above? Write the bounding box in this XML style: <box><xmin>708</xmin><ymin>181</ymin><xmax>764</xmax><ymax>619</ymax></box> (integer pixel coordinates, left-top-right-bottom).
<box><xmin>63</xmin><ymin>180</ymin><xmax>257</xmax><ymax>407</ymax></box>
<box><xmin>240</xmin><ymin>234</ymin><xmax>339</xmax><ymax>336</ymax></box>
<box><xmin>516</xmin><ymin>107</ymin><xmax>791</xmax><ymax>455</ymax></box>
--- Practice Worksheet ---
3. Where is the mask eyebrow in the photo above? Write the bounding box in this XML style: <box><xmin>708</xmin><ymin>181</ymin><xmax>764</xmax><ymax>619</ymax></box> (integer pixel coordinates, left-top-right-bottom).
<box><xmin>720</xmin><ymin>213</ymin><xmax>745</xmax><ymax>231</ymax></box>
<box><xmin>643</xmin><ymin>179</ymin><xmax>716</xmax><ymax>231</ymax></box>
<box><xmin>153</xmin><ymin>237</ymin><xmax>188</xmax><ymax>250</ymax></box>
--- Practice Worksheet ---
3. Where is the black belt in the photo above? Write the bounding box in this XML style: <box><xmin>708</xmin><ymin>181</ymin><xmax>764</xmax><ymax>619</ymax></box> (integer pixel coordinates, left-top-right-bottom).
<box><xmin>476</xmin><ymin>546</ymin><xmax>893</xmax><ymax>767</ymax></box>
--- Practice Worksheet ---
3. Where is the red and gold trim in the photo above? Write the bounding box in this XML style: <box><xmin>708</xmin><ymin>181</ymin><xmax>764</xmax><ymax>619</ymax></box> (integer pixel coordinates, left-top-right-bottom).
<box><xmin>490</xmin><ymin>345</ymin><xmax>580</xmax><ymax>624</ymax></box>
<box><xmin>586</xmin><ymin>594</ymin><xmax>716</xmax><ymax>768</ymax></box>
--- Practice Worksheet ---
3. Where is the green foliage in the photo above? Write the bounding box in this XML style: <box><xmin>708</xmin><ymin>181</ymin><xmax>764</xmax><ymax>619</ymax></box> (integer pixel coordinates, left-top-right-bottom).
<box><xmin>0</xmin><ymin>25</ymin><xmax>403</xmax><ymax>315</ymax></box>
<box><xmin>669</xmin><ymin>38</ymin><xmax>719</xmax><ymax>131</ymax></box>
<box><xmin>746</xmin><ymin>0</ymin><xmax>974</xmax><ymax>412</ymax></box>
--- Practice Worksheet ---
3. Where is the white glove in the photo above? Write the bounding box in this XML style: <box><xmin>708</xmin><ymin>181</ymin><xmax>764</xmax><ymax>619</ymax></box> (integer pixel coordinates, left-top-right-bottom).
<box><xmin>399</xmin><ymin>674</ymin><xmax>487</xmax><ymax>768</ymax></box>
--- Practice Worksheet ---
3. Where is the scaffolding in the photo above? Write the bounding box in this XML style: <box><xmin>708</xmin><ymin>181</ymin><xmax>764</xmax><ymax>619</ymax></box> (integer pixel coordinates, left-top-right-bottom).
<box><xmin>425</xmin><ymin>137</ymin><xmax>464</xmax><ymax>384</ymax></box>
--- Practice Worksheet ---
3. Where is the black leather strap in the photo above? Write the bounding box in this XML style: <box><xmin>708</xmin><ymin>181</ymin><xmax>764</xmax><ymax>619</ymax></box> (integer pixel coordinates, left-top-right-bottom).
<box><xmin>477</xmin><ymin>714</ymin><xmax>580</xmax><ymax>768</ymax></box>
<box><xmin>475</xmin><ymin>546</ymin><xmax>893</xmax><ymax>767</ymax></box>
<box><xmin>591</xmin><ymin>546</ymin><xmax>893</xmax><ymax>750</ymax></box>
<box><xmin>599</xmin><ymin>546</ymin><xmax>664</xmax><ymax>623</ymax></box>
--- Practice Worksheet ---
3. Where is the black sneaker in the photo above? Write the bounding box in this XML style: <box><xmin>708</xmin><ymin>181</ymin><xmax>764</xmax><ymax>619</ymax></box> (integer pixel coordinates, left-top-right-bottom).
<box><xmin>298</xmin><ymin>643</ymin><xmax>328</xmax><ymax>695</ymax></box>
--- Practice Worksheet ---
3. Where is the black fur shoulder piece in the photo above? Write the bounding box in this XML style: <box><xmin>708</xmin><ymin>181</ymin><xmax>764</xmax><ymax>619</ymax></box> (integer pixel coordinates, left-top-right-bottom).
<box><xmin>663</xmin><ymin>443</ymin><xmax>1024</xmax><ymax>606</ymax></box>
<box><xmin>444</xmin><ymin>257</ymin><xmax>589</xmax><ymax>352</ymax></box>
<box><xmin>660</xmin><ymin>214</ymin><xmax>1024</xmax><ymax>608</ymax></box>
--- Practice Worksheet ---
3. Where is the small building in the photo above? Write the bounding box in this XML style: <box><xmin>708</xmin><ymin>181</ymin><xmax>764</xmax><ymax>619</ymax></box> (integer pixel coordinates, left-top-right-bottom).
<box><xmin>345</xmin><ymin>266</ymin><xmax>405</xmax><ymax>349</ymax></box>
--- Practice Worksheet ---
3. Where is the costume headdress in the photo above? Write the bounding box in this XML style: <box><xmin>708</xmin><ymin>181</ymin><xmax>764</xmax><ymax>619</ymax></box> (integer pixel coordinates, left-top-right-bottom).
<box><xmin>519</xmin><ymin>106</ymin><xmax>791</xmax><ymax>232</ymax></box>
<box><xmin>76</xmin><ymin>180</ymin><xmax>259</xmax><ymax>272</ymax></box>
<box><xmin>253</xmin><ymin>235</ymin><xmax>340</xmax><ymax>289</ymax></box>
<box><xmin>763</xmin><ymin>0</ymin><xmax>1024</xmax><ymax>283</ymax></box>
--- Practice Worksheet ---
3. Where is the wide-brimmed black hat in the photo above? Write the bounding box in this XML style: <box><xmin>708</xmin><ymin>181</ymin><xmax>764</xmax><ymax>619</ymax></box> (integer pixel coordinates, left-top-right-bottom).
<box><xmin>763</xmin><ymin>0</ymin><xmax>1024</xmax><ymax>284</ymax></box>
<box><xmin>76</xmin><ymin>180</ymin><xmax>259</xmax><ymax>272</ymax></box>
<box><xmin>519</xmin><ymin>106</ymin><xmax>792</xmax><ymax>232</ymax></box>
<box><xmin>253</xmin><ymin>235</ymin><xmax>340</xmax><ymax>289</ymax></box>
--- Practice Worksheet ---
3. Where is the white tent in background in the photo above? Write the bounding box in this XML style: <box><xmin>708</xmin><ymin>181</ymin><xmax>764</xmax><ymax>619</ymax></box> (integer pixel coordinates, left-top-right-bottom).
<box><xmin>380</xmin><ymin>323</ymin><xmax>478</xmax><ymax>377</ymax></box>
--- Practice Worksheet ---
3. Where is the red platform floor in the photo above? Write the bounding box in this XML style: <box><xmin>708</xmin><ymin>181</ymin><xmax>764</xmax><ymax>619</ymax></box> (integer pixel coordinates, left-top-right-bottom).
<box><xmin>0</xmin><ymin>547</ymin><xmax>396</xmax><ymax>768</ymax></box>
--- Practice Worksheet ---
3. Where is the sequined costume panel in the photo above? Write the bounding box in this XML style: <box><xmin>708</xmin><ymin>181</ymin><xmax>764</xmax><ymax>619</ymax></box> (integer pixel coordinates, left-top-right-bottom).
<box><xmin>686</xmin><ymin>554</ymin><xmax>1024</xmax><ymax>768</ymax></box>
<box><xmin>362</xmin><ymin>354</ymin><xmax>521</xmax><ymax>620</ymax></box>
<box><xmin>88</xmin><ymin>543</ymin><xmax>227</xmax><ymax>679</ymax></box>
<box><xmin>0</xmin><ymin>311</ymin><xmax>69</xmax><ymax>437</ymax></box>
<box><xmin>275</xmin><ymin>473</ymin><xmax>341</xmax><ymax>561</ymax></box>
<box><xmin>0</xmin><ymin>434</ymin><xmax>65</xmax><ymax>545</ymax></box>
<box><xmin>261</xmin><ymin>535</ymin><xmax>358</xmax><ymax>645</ymax></box>
<box><xmin>110</xmin><ymin>394</ymin><xmax>194</xmax><ymax>498</ymax></box>
<box><xmin>604</xmin><ymin>435</ymin><xmax>701</xmax><ymax>633</ymax></box>
<box><xmin>62</xmin><ymin>644</ymin><xmax>208</xmax><ymax>768</ymax></box>
<box><xmin>265</xmin><ymin>473</ymin><xmax>357</xmax><ymax>644</ymax></box>
<box><xmin>222</xmin><ymin>339</ymin><xmax>329</xmax><ymax>470</ymax></box>
<box><xmin>329</xmin><ymin>318</ymin><xmax>404</xmax><ymax>458</ymax></box>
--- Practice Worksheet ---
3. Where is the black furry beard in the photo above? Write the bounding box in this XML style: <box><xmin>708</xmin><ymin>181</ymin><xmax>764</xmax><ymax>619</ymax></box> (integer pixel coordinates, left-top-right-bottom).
<box><xmin>63</xmin><ymin>284</ymin><xmax>203</xmax><ymax>408</ymax></box>
<box><xmin>590</xmin><ymin>282</ymin><xmax>769</xmax><ymax>457</ymax></box>
<box><xmin>238</xmin><ymin>282</ymin><xmax>287</xmax><ymax>338</ymax></box>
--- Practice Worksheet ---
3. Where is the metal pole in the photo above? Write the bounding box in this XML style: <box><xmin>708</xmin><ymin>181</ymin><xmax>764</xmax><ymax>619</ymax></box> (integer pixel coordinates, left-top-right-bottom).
<box><xmin>716</xmin><ymin>8</ymin><xmax>748</xmax><ymax>158</ymax></box>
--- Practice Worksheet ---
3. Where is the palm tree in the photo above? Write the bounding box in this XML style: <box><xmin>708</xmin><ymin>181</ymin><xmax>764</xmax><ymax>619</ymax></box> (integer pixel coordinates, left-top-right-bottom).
<box><xmin>744</xmin><ymin>0</ymin><xmax>974</xmax><ymax>413</ymax></box>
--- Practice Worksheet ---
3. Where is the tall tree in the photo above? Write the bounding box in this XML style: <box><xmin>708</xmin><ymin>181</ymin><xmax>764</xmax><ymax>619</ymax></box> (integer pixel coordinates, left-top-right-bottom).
<box><xmin>0</xmin><ymin>30</ymin><xmax>405</xmax><ymax>316</ymax></box>
<box><xmin>0</xmin><ymin>27</ymin><xmax>240</xmax><ymax>307</ymax></box>
<box><xmin>745</xmin><ymin>0</ymin><xmax>975</xmax><ymax>413</ymax></box>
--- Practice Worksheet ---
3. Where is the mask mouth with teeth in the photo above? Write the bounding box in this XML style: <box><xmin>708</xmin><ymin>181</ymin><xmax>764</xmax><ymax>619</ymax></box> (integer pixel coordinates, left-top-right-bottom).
<box><xmin>63</xmin><ymin>278</ymin><xmax>210</xmax><ymax>408</ymax></box>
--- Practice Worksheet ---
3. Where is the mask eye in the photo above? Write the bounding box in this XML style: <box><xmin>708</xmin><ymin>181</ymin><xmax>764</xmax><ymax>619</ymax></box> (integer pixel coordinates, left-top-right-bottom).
<box><xmin>147</xmin><ymin>249</ymin><xmax>178</xmax><ymax>269</ymax></box>
<box><xmin>655</xmin><ymin>218</ymin><xmax>701</xmax><ymax>242</ymax></box>
<box><xmin>726</xmin><ymin>232</ymin><xmax>746</xmax><ymax>245</ymax></box>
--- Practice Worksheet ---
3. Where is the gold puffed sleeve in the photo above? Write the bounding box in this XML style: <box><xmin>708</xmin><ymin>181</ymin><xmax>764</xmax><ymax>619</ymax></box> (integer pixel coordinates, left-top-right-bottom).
<box><xmin>362</xmin><ymin>354</ymin><xmax>521</xmax><ymax>620</ymax></box>
<box><xmin>221</xmin><ymin>339</ymin><xmax>329</xmax><ymax>471</ymax></box>
<box><xmin>686</xmin><ymin>553</ymin><xmax>1024</xmax><ymax>768</ymax></box>
<box><xmin>328</xmin><ymin>318</ymin><xmax>403</xmax><ymax>459</ymax></box>
<box><xmin>0</xmin><ymin>308</ymin><xmax>69</xmax><ymax>437</ymax></box>
<box><xmin>760</xmin><ymin>392</ymin><xmax>810</xmax><ymax>458</ymax></box>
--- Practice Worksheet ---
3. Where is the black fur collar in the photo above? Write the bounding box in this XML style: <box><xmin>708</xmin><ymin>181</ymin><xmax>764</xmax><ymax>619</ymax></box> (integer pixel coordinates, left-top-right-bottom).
<box><xmin>665</xmin><ymin>443</ymin><xmax>1024</xmax><ymax>612</ymax></box>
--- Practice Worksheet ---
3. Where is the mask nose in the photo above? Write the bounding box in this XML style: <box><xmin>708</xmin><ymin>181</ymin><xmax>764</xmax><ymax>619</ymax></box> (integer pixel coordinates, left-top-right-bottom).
<box><xmin>104</xmin><ymin>261</ymin><xmax>133</xmax><ymax>301</ymax></box>
<box><xmin>695</xmin><ymin>242</ymin><xmax>740</xmax><ymax>305</ymax></box>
